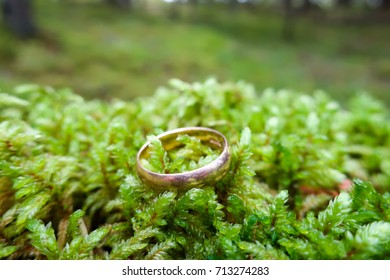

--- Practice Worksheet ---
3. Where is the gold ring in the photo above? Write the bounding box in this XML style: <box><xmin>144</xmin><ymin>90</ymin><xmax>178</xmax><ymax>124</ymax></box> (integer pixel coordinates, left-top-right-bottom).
<box><xmin>136</xmin><ymin>127</ymin><xmax>231</xmax><ymax>191</ymax></box>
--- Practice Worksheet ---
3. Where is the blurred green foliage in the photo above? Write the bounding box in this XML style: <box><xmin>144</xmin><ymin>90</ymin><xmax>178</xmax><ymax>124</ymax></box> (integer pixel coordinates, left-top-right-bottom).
<box><xmin>0</xmin><ymin>0</ymin><xmax>389</xmax><ymax>103</ymax></box>
<box><xmin>0</xmin><ymin>80</ymin><xmax>389</xmax><ymax>259</ymax></box>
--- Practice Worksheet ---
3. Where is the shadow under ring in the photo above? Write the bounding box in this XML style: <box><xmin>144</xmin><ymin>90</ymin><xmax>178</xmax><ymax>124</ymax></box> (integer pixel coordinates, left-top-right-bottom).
<box><xmin>136</xmin><ymin>127</ymin><xmax>231</xmax><ymax>191</ymax></box>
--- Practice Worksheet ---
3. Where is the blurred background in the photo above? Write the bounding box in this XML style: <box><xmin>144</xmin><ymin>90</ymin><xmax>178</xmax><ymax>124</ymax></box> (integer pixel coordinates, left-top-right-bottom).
<box><xmin>0</xmin><ymin>0</ymin><xmax>389</xmax><ymax>104</ymax></box>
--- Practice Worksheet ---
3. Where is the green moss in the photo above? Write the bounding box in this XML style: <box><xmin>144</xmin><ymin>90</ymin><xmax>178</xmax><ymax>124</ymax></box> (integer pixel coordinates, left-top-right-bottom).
<box><xmin>0</xmin><ymin>80</ymin><xmax>389</xmax><ymax>259</ymax></box>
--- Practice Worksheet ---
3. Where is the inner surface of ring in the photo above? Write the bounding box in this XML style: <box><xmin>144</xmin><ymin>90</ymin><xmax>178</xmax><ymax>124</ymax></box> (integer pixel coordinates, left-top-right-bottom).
<box><xmin>139</xmin><ymin>130</ymin><xmax>224</xmax><ymax>168</ymax></box>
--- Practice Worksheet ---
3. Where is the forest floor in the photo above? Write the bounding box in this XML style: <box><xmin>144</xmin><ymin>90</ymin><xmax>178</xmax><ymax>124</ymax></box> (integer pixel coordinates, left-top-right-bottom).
<box><xmin>0</xmin><ymin>1</ymin><xmax>389</xmax><ymax>105</ymax></box>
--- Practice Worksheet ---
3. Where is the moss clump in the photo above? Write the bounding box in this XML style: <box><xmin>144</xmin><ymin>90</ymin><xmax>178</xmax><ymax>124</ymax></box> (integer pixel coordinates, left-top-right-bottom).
<box><xmin>0</xmin><ymin>79</ymin><xmax>389</xmax><ymax>260</ymax></box>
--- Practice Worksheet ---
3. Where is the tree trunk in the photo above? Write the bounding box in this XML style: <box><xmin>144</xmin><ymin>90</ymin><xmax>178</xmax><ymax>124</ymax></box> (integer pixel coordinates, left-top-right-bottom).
<box><xmin>382</xmin><ymin>0</ymin><xmax>390</xmax><ymax>9</ymax></box>
<box><xmin>106</xmin><ymin>0</ymin><xmax>132</xmax><ymax>9</ymax></box>
<box><xmin>281</xmin><ymin>0</ymin><xmax>294</xmax><ymax>41</ymax></box>
<box><xmin>301</xmin><ymin>0</ymin><xmax>313</xmax><ymax>11</ymax></box>
<box><xmin>229</xmin><ymin>0</ymin><xmax>238</xmax><ymax>12</ymax></box>
<box><xmin>338</xmin><ymin>0</ymin><xmax>353</xmax><ymax>7</ymax></box>
<box><xmin>188</xmin><ymin>0</ymin><xmax>199</xmax><ymax>21</ymax></box>
<box><xmin>1</xmin><ymin>0</ymin><xmax>37</xmax><ymax>38</ymax></box>
<box><xmin>168</xmin><ymin>2</ymin><xmax>179</xmax><ymax>20</ymax></box>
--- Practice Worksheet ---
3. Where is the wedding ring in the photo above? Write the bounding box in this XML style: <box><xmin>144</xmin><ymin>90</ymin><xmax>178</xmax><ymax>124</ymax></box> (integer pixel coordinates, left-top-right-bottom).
<box><xmin>136</xmin><ymin>127</ymin><xmax>231</xmax><ymax>191</ymax></box>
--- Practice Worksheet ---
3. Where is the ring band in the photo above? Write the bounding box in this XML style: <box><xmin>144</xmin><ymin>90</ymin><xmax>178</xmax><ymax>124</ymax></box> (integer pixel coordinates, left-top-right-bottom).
<box><xmin>136</xmin><ymin>127</ymin><xmax>231</xmax><ymax>191</ymax></box>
